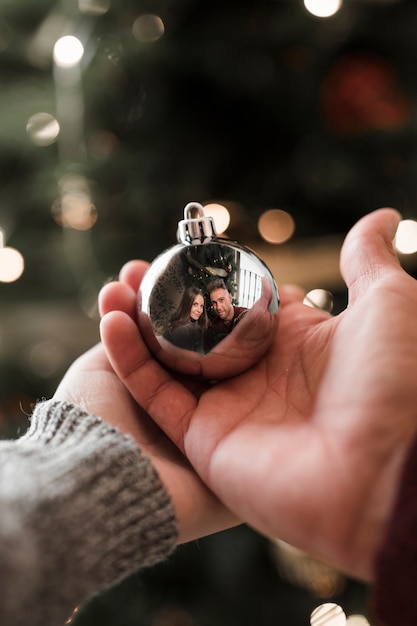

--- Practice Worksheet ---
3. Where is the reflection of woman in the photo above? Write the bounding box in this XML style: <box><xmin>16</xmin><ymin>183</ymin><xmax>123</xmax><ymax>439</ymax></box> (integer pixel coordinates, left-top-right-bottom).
<box><xmin>163</xmin><ymin>287</ymin><xmax>208</xmax><ymax>353</ymax></box>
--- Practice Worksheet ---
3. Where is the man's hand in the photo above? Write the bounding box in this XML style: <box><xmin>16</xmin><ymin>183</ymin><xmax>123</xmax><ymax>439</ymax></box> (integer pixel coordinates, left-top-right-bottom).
<box><xmin>100</xmin><ymin>208</ymin><xmax>417</xmax><ymax>581</ymax></box>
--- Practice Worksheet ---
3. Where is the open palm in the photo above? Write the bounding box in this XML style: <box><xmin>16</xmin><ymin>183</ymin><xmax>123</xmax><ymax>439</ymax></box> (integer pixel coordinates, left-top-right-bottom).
<box><xmin>100</xmin><ymin>208</ymin><xmax>417</xmax><ymax>581</ymax></box>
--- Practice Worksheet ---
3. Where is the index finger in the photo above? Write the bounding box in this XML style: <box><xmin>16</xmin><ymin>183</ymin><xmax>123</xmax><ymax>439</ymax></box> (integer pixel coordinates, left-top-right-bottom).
<box><xmin>100</xmin><ymin>310</ymin><xmax>197</xmax><ymax>453</ymax></box>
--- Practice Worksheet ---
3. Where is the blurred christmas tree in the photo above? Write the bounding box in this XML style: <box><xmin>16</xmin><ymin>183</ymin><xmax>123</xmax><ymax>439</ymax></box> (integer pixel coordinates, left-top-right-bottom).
<box><xmin>0</xmin><ymin>1</ymin><xmax>416</xmax><ymax>623</ymax></box>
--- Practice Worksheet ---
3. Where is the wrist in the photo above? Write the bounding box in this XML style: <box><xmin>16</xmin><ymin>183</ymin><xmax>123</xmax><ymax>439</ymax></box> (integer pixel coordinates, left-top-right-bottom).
<box><xmin>20</xmin><ymin>400</ymin><xmax>178</xmax><ymax>580</ymax></box>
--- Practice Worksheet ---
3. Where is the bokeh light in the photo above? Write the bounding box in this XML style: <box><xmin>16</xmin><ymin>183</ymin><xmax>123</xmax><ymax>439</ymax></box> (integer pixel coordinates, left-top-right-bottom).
<box><xmin>0</xmin><ymin>246</ymin><xmax>25</xmax><ymax>283</ymax></box>
<box><xmin>271</xmin><ymin>540</ymin><xmax>345</xmax><ymax>598</ymax></box>
<box><xmin>304</xmin><ymin>289</ymin><xmax>334</xmax><ymax>313</ymax></box>
<box><xmin>53</xmin><ymin>36</ymin><xmax>85</xmax><ymax>68</ymax></box>
<box><xmin>321</xmin><ymin>53</ymin><xmax>411</xmax><ymax>137</ymax></box>
<box><xmin>310</xmin><ymin>603</ymin><xmax>346</xmax><ymax>626</ymax></box>
<box><xmin>258</xmin><ymin>209</ymin><xmax>295</xmax><ymax>244</ymax></box>
<box><xmin>203</xmin><ymin>203</ymin><xmax>231</xmax><ymax>234</ymax></box>
<box><xmin>52</xmin><ymin>175</ymin><xmax>97</xmax><ymax>230</ymax></box>
<box><xmin>26</xmin><ymin>112</ymin><xmax>60</xmax><ymax>146</ymax></box>
<box><xmin>133</xmin><ymin>14</ymin><xmax>165</xmax><ymax>43</ymax></box>
<box><xmin>394</xmin><ymin>219</ymin><xmax>417</xmax><ymax>254</ymax></box>
<box><xmin>346</xmin><ymin>616</ymin><xmax>370</xmax><ymax>626</ymax></box>
<box><xmin>304</xmin><ymin>0</ymin><xmax>343</xmax><ymax>18</ymax></box>
<box><xmin>88</xmin><ymin>130</ymin><xmax>119</xmax><ymax>161</ymax></box>
<box><xmin>78</xmin><ymin>0</ymin><xmax>110</xmax><ymax>15</ymax></box>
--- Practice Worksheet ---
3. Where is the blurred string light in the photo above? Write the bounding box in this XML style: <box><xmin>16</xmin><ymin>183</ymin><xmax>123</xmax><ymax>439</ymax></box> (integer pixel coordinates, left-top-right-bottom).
<box><xmin>346</xmin><ymin>616</ymin><xmax>370</xmax><ymax>625</ymax></box>
<box><xmin>53</xmin><ymin>35</ymin><xmax>85</xmax><ymax>68</ymax></box>
<box><xmin>310</xmin><ymin>603</ymin><xmax>371</xmax><ymax>625</ymax></box>
<box><xmin>87</xmin><ymin>129</ymin><xmax>119</xmax><ymax>161</ymax></box>
<box><xmin>304</xmin><ymin>288</ymin><xmax>334</xmax><ymax>313</ymax></box>
<box><xmin>78</xmin><ymin>0</ymin><xmax>110</xmax><ymax>16</ymax></box>
<box><xmin>310</xmin><ymin>603</ymin><xmax>346</xmax><ymax>625</ymax></box>
<box><xmin>304</xmin><ymin>0</ymin><xmax>343</xmax><ymax>18</ymax></box>
<box><xmin>203</xmin><ymin>202</ymin><xmax>231</xmax><ymax>234</ymax></box>
<box><xmin>133</xmin><ymin>14</ymin><xmax>165</xmax><ymax>43</ymax></box>
<box><xmin>52</xmin><ymin>174</ymin><xmax>97</xmax><ymax>230</ymax></box>
<box><xmin>53</xmin><ymin>35</ymin><xmax>87</xmax><ymax>160</ymax></box>
<box><xmin>0</xmin><ymin>229</ymin><xmax>24</xmax><ymax>283</ymax></box>
<box><xmin>321</xmin><ymin>53</ymin><xmax>411</xmax><ymax>137</ymax></box>
<box><xmin>26</xmin><ymin>112</ymin><xmax>60</xmax><ymax>147</ymax></box>
<box><xmin>271</xmin><ymin>540</ymin><xmax>346</xmax><ymax>598</ymax></box>
<box><xmin>258</xmin><ymin>209</ymin><xmax>295</xmax><ymax>244</ymax></box>
<box><xmin>394</xmin><ymin>219</ymin><xmax>417</xmax><ymax>254</ymax></box>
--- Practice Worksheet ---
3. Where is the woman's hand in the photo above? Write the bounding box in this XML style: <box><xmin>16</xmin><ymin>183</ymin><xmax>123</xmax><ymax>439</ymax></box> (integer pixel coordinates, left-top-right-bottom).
<box><xmin>53</xmin><ymin>339</ymin><xmax>237</xmax><ymax>544</ymax></box>
<box><xmin>100</xmin><ymin>208</ymin><xmax>417</xmax><ymax>580</ymax></box>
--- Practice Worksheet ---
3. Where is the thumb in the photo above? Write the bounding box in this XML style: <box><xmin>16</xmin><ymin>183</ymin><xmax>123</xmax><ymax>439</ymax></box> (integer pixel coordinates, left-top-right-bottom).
<box><xmin>340</xmin><ymin>208</ymin><xmax>402</xmax><ymax>304</ymax></box>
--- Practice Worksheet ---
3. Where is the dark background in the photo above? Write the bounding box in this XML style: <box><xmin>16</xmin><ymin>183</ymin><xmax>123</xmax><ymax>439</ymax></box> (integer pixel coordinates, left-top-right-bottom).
<box><xmin>1</xmin><ymin>0</ymin><xmax>416</xmax><ymax>624</ymax></box>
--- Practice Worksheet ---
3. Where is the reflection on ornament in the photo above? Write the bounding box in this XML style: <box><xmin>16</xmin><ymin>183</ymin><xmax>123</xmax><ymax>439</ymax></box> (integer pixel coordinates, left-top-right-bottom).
<box><xmin>138</xmin><ymin>202</ymin><xmax>279</xmax><ymax>379</ymax></box>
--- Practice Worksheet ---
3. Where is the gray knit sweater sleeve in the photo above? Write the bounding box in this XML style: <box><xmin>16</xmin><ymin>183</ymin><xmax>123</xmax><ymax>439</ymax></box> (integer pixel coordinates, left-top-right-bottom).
<box><xmin>0</xmin><ymin>399</ymin><xmax>178</xmax><ymax>626</ymax></box>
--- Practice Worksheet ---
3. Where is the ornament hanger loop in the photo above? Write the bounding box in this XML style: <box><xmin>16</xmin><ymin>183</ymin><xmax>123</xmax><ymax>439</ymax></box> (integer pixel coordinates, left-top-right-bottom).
<box><xmin>177</xmin><ymin>201</ymin><xmax>217</xmax><ymax>245</ymax></box>
<box><xmin>183</xmin><ymin>201</ymin><xmax>205</xmax><ymax>219</ymax></box>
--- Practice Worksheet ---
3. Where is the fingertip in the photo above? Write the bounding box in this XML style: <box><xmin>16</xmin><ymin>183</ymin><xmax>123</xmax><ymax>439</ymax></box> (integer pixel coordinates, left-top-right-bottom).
<box><xmin>347</xmin><ymin>208</ymin><xmax>402</xmax><ymax>245</ymax></box>
<box><xmin>100</xmin><ymin>309</ymin><xmax>141</xmax><ymax>365</ymax></box>
<box><xmin>98</xmin><ymin>282</ymin><xmax>117</xmax><ymax>317</ymax></box>
<box><xmin>98</xmin><ymin>281</ymin><xmax>137</xmax><ymax>318</ymax></box>
<box><xmin>99</xmin><ymin>309</ymin><xmax>121</xmax><ymax>341</ymax></box>
<box><xmin>119</xmin><ymin>260</ymin><xmax>150</xmax><ymax>292</ymax></box>
<box><xmin>340</xmin><ymin>208</ymin><xmax>403</xmax><ymax>295</ymax></box>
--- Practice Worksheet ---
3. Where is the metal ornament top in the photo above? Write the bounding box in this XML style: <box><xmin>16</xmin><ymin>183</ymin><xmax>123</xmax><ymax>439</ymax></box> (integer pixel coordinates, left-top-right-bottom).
<box><xmin>177</xmin><ymin>202</ymin><xmax>218</xmax><ymax>245</ymax></box>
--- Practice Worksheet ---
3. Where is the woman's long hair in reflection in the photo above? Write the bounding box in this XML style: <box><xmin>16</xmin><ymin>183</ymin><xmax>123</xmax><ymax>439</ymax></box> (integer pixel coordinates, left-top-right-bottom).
<box><xmin>168</xmin><ymin>286</ymin><xmax>208</xmax><ymax>331</ymax></box>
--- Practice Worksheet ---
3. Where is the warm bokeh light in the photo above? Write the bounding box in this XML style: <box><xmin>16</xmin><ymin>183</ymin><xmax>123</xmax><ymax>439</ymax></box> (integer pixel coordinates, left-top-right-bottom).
<box><xmin>52</xmin><ymin>175</ymin><xmax>98</xmax><ymax>230</ymax></box>
<box><xmin>52</xmin><ymin>194</ymin><xmax>97</xmax><ymax>230</ymax></box>
<box><xmin>258</xmin><ymin>209</ymin><xmax>295</xmax><ymax>244</ymax></box>
<box><xmin>321</xmin><ymin>53</ymin><xmax>411</xmax><ymax>137</ymax></box>
<box><xmin>133</xmin><ymin>14</ymin><xmax>165</xmax><ymax>43</ymax></box>
<box><xmin>26</xmin><ymin>112</ymin><xmax>60</xmax><ymax>146</ymax></box>
<box><xmin>304</xmin><ymin>0</ymin><xmax>343</xmax><ymax>18</ymax></box>
<box><xmin>346</xmin><ymin>616</ymin><xmax>370</xmax><ymax>626</ymax></box>
<box><xmin>310</xmin><ymin>603</ymin><xmax>346</xmax><ymax>626</ymax></box>
<box><xmin>53</xmin><ymin>35</ymin><xmax>85</xmax><ymax>68</ymax></box>
<box><xmin>203</xmin><ymin>203</ymin><xmax>231</xmax><ymax>234</ymax></box>
<box><xmin>394</xmin><ymin>219</ymin><xmax>417</xmax><ymax>254</ymax></box>
<box><xmin>78</xmin><ymin>0</ymin><xmax>110</xmax><ymax>15</ymax></box>
<box><xmin>271</xmin><ymin>540</ymin><xmax>345</xmax><ymax>598</ymax></box>
<box><xmin>88</xmin><ymin>130</ymin><xmax>119</xmax><ymax>160</ymax></box>
<box><xmin>304</xmin><ymin>288</ymin><xmax>334</xmax><ymax>313</ymax></box>
<box><xmin>0</xmin><ymin>246</ymin><xmax>25</xmax><ymax>283</ymax></box>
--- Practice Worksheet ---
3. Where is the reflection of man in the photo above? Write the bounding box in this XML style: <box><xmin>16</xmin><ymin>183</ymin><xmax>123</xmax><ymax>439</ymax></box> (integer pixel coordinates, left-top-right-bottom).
<box><xmin>205</xmin><ymin>279</ymin><xmax>248</xmax><ymax>349</ymax></box>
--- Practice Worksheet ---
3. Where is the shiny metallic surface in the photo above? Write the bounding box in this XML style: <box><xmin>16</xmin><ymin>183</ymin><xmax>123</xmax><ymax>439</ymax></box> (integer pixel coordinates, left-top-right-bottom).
<box><xmin>138</xmin><ymin>236</ymin><xmax>279</xmax><ymax>380</ymax></box>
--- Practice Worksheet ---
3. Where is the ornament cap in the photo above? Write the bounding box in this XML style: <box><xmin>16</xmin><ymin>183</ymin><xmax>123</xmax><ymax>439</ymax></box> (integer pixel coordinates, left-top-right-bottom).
<box><xmin>177</xmin><ymin>202</ymin><xmax>217</xmax><ymax>244</ymax></box>
<box><xmin>138</xmin><ymin>201</ymin><xmax>279</xmax><ymax>380</ymax></box>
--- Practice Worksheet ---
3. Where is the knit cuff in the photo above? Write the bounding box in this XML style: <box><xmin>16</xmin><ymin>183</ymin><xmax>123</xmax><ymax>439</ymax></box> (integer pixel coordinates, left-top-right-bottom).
<box><xmin>0</xmin><ymin>400</ymin><xmax>178</xmax><ymax>624</ymax></box>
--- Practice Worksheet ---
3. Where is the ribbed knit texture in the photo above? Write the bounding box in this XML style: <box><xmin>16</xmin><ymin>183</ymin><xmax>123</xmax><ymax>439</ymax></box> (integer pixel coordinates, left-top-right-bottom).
<box><xmin>0</xmin><ymin>400</ymin><xmax>178</xmax><ymax>626</ymax></box>
<box><xmin>372</xmin><ymin>434</ymin><xmax>417</xmax><ymax>626</ymax></box>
